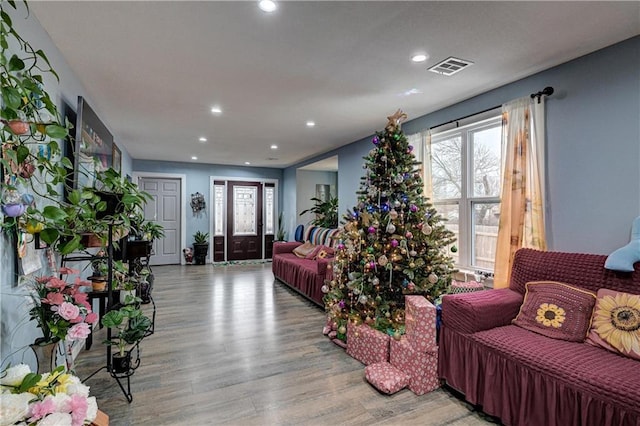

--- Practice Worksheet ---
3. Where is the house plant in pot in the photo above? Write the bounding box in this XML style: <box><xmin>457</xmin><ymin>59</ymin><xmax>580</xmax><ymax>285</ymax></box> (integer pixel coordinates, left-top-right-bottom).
<box><xmin>101</xmin><ymin>304</ymin><xmax>151</xmax><ymax>374</ymax></box>
<box><xmin>89</xmin><ymin>254</ymin><xmax>109</xmax><ymax>292</ymax></box>
<box><xmin>192</xmin><ymin>230</ymin><xmax>209</xmax><ymax>265</ymax></box>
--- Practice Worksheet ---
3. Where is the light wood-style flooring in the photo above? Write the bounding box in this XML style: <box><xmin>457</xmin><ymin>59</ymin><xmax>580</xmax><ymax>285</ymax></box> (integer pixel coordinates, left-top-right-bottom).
<box><xmin>75</xmin><ymin>263</ymin><xmax>497</xmax><ymax>425</ymax></box>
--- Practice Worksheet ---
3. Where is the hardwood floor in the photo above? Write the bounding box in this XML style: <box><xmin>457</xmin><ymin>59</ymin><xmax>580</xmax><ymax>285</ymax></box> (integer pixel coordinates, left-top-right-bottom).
<box><xmin>75</xmin><ymin>263</ymin><xmax>497</xmax><ymax>425</ymax></box>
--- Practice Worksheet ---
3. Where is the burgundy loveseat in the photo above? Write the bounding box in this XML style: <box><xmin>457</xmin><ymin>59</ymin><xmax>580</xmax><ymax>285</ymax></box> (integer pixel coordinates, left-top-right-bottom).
<box><xmin>439</xmin><ymin>248</ymin><xmax>640</xmax><ymax>426</ymax></box>
<box><xmin>272</xmin><ymin>226</ymin><xmax>338</xmax><ymax>306</ymax></box>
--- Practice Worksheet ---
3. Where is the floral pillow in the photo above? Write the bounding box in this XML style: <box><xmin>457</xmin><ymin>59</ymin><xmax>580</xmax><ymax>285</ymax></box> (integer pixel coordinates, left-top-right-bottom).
<box><xmin>512</xmin><ymin>281</ymin><xmax>597</xmax><ymax>342</ymax></box>
<box><xmin>306</xmin><ymin>245</ymin><xmax>335</xmax><ymax>260</ymax></box>
<box><xmin>292</xmin><ymin>241</ymin><xmax>316</xmax><ymax>258</ymax></box>
<box><xmin>586</xmin><ymin>289</ymin><xmax>640</xmax><ymax>360</ymax></box>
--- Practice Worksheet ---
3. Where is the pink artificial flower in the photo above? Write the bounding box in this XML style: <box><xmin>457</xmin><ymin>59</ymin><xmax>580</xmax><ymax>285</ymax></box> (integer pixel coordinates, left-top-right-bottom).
<box><xmin>73</xmin><ymin>293</ymin><xmax>88</xmax><ymax>304</ymax></box>
<box><xmin>59</xmin><ymin>266</ymin><xmax>79</xmax><ymax>275</ymax></box>
<box><xmin>43</xmin><ymin>292</ymin><xmax>65</xmax><ymax>306</ymax></box>
<box><xmin>35</xmin><ymin>276</ymin><xmax>51</xmax><ymax>284</ymax></box>
<box><xmin>74</xmin><ymin>277</ymin><xmax>91</xmax><ymax>288</ymax></box>
<box><xmin>70</xmin><ymin>315</ymin><xmax>83</xmax><ymax>324</ymax></box>
<box><xmin>28</xmin><ymin>398</ymin><xmax>56</xmax><ymax>422</ymax></box>
<box><xmin>46</xmin><ymin>277</ymin><xmax>68</xmax><ymax>290</ymax></box>
<box><xmin>67</xmin><ymin>323</ymin><xmax>91</xmax><ymax>341</ymax></box>
<box><xmin>57</xmin><ymin>302</ymin><xmax>80</xmax><ymax>321</ymax></box>
<box><xmin>69</xmin><ymin>394</ymin><xmax>88</xmax><ymax>426</ymax></box>
<box><xmin>85</xmin><ymin>312</ymin><xmax>98</xmax><ymax>324</ymax></box>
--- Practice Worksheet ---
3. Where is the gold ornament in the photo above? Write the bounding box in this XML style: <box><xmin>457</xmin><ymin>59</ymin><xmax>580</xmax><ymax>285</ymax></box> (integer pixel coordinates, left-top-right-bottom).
<box><xmin>386</xmin><ymin>109</ymin><xmax>408</xmax><ymax>131</ymax></box>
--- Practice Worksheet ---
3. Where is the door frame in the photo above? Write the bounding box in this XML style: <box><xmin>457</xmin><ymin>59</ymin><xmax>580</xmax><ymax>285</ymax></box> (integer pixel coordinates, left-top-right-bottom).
<box><xmin>209</xmin><ymin>176</ymin><xmax>279</xmax><ymax>263</ymax></box>
<box><xmin>132</xmin><ymin>172</ymin><xmax>187</xmax><ymax>265</ymax></box>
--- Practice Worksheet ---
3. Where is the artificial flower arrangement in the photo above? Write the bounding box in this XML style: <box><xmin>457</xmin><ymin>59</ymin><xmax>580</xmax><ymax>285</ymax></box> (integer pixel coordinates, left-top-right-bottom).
<box><xmin>28</xmin><ymin>267</ymin><xmax>98</xmax><ymax>344</ymax></box>
<box><xmin>0</xmin><ymin>364</ymin><xmax>98</xmax><ymax>426</ymax></box>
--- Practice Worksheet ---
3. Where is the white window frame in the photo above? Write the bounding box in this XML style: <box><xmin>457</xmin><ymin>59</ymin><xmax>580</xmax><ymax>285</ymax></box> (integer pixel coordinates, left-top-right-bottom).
<box><xmin>427</xmin><ymin>112</ymin><xmax>502</xmax><ymax>273</ymax></box>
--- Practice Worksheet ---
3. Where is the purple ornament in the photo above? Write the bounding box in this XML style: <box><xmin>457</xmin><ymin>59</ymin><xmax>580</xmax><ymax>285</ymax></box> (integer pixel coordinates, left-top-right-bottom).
<box><xmin>338</xmin><ymin>300</ymin><xmax>346</xmax><ymax>309</ymax></box>
<box><xmin>410</xmin><ymin>204</ymin><xmax>418</xmax><ymax>212</ymax></box>
<box><xmin>337</xmin><ymin>243</ymin><xmax>345</xmax><ymax>250</ymax></box>
<box><xmin>369</xmin><ymin>261</ymin><xmax>376</xmax><ymax>269</ymax></box>
<box><xmin>408</xmin><ymin>145</ymin><xmax>414</xmax><ymax>152</ymax></box>
<box><xmin>391</xmin><ymin>239</ymin><xmax>399</xmax><ymax>248</ymax></box>
<box><xmin>372</xmin><ymin>136</ymin><xmax>380</xmax><ymax>145</ymax></box>
<box><xmin>368</xmin><ymin>226</ymin><xmax>376</xmax><ymax>234</ymax></box>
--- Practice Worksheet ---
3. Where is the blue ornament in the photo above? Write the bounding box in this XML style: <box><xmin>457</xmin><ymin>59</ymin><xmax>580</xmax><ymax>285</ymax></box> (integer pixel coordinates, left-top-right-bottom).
<box><xmin>381</xmin><ymin>204</ymin><xmax>390</xmax><ymax>212</ymax></box>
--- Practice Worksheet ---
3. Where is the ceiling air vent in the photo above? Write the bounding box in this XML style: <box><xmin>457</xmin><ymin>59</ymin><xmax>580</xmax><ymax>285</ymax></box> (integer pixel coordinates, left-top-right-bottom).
<box><xmin>428</xmin><ymin>57</ymin><xmax>474</xmax><ymax>76</ymax></box>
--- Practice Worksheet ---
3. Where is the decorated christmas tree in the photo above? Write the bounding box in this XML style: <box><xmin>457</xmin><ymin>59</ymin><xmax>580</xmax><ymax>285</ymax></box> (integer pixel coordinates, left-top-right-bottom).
<box><xmin>323</xmin><ymin>110</ymin><xmax>456</xmax><ymax>340</ymax></box>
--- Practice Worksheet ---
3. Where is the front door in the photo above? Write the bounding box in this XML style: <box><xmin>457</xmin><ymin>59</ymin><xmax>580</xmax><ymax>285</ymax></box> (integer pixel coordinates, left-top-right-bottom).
<box><xmin>226</xmin><ymin>181</ymin><xmax>263</xmax><ymax>261</ymax></box>
<box><xmin>139</xmin><ymin>177</ymin><xmax>181</xmax><ymax>265</ymax></box>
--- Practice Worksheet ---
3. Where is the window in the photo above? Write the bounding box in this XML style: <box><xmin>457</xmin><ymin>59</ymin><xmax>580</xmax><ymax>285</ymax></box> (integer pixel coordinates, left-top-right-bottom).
<box><xmin>427</xmin><ymin>114</ymin><xmax>502</xmax><ymax>272</ymax></box>
<box><xmin>214</xmin><ymin>183</ymin><xmax>225</xmax><ymax>236</ymax></box>
<box><xmin>264</xmin><ymin>185</ymin><xmax>275</xmax><ymax>235</ymax></box>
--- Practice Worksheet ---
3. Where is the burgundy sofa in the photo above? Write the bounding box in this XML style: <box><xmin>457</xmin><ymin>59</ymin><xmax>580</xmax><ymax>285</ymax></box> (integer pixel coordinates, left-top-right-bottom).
<box><xmin>439</xmin><ymin>248</ymin><xmax>640</xmax><ymax>426</ymax></box>
<box><xmin>272</xmin><ymin>226</ymin><xmax>338</xmax><ymax>306</ymax></box>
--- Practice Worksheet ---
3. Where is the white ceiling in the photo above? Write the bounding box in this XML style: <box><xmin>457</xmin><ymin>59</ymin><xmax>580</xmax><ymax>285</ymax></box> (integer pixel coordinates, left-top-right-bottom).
<box><xmin>29</xmin><ymin>1</ymin><xmax>639</xmax><ymax>169</ymax></box>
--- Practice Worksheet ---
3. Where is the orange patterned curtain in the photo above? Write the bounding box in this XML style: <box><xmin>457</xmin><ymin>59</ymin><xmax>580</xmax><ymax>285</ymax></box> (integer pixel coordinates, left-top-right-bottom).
<box><xmin>494</xmin><ymin>97</ymin><xmax>547</xmax><ymax>288</ymax></box>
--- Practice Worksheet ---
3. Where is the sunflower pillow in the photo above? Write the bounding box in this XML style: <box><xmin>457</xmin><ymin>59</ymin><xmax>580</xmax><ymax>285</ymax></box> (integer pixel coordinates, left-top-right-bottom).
<box><xmin>586</xmin><ymin>289</ymin><xmax>640</xmax><ymax>360</ymax></box>
<box><xmin>512</xmin><ymin>281</ymin><xmax>597</xmax><ymax>342</ymax></box>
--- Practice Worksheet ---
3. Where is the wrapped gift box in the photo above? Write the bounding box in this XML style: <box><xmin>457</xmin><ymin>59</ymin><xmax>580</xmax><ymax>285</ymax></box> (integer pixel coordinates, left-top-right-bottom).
<box><xmin>346</xmin><ymin>323</ymin><xmax>390</xmax><ymax>365</ymax></box>
<box><xmin>365</xmin><ymin>362</ymin><xmax>410</xmax><ymax>394</ymax></box>
<box><xmin>390</xmin><ymin>337</ymin><xmax>439</xmax><ymax>395</ymax></box>
<box><xmin>404</xmin><ymin>295</ymin><xmax>437</xmax><ymax>353</ymax></box>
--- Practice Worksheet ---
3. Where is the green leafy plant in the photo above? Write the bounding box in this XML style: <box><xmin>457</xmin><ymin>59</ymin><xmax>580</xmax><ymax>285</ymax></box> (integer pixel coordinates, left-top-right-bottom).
<box><xmin>193</xmin><ymin>230</ymin><xmax>209</xmax><ymax>244</ymax></box>
<box><xmin>276</xmin><ymin>211</ymin><xmax>286</xmax><ymax>241</ymax></box>
<box><xmin>101</xmin><ymin>304</ymin><xmax>151</xmax><ymax>357</ymax></box>
<box><xmin>300</xmin><ymin>196</ymin><xmax>339</xmax><ymax>228</ymax></box>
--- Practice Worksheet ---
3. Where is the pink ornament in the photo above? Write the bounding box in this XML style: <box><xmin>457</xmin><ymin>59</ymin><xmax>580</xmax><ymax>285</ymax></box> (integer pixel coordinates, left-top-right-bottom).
<box><xmin>408</xmin><ymin>282</ymin><xmax>415</xmax><ymax>291</ymax></box>
<box><xmin>337</xmin><ymin>243</ymin><xmax>345</xmax><ymax>250</ymax></box>
<box><xmin>368</xmin><ymin>226</ymin><xmax>376</xmax><ymax>234</ymax></box>
<box><xmin>410</xmin><ymin>204</ymin><xmax>418</xmax><ymax>212</ymax></box>
<box><xmin>405</xmin><ymin>231</ymin><xmax>413</xmax><ymax>239</ymax></box>
<box><xmin>369</xmin><ymin>261</ymin><xmax>376</xmax><ymax>269</ymax></box>
<box><xmin>391</xmin><ymin>239</ymin><xmax>399</xmax><ymax>248</ymax></box>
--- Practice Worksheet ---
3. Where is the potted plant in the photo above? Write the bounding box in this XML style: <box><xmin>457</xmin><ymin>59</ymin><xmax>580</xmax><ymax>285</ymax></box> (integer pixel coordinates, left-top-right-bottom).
<box><xmin>192</xmin><ymin>230</ymin><xmax>209</xmax><ymax>265</ymax></box>
<box><xmin>112</xmin><ymin>260</ymin><xmax>137</xmax><ymax>304</ymax></box>
<box><xmin>89</xmin><ymin>254</ymin><xmax>109</xmax><ymax>292</ymax></box>
<box><xmin>138</xmin><ymin>266</ymin><xmax>153</xmax><ymax>304</ymax></box>
<box><xmin>299</xmin><ymin>196</ymin><xmax>339</xmax><ymax>228</ymax></box>
<box><xmin>275</xmin><ymin>211</ymin><xmax>286</xmax><ymax>242</ymax></box>
<box><xmin>101</xmin><ymin>304</ymin><xmax>151</xmax><ymax>374</ymax></box>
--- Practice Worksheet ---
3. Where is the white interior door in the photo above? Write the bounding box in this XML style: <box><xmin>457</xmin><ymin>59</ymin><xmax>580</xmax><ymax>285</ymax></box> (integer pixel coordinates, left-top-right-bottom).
<box><xmin>139</xmin><ymin>177</ymin><xmax>181</xmax><ymax>265</ymax></box>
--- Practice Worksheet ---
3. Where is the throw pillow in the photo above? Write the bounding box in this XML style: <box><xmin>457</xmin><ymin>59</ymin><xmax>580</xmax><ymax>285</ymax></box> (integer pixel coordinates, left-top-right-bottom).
<box><xmin>307</xmin><ymin>245</ymin><xmax>334</xmax><ymax>260</ymax></box>
<box><xmin>292</xmin><ymin>241</ymin><xmax>316</xmax><ymax>258</ymax></box>
<box><xmin>512</xmin><ymin>281</ymin><xmax>597</xmax><ymax>342</ymax></box>
<box><xmin>586</xmin><ymin>288</ymin><xmax>640</xmax><ymax>360</ymax></box>
<box><xmin>305</xmin><ymin>244</ymin><xmax>324</xmax><ymax>260</ymax></box>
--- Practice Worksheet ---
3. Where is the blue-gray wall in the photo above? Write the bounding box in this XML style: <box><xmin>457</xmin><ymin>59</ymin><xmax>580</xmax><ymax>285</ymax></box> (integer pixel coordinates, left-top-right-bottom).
<box><xmin>284</xmin><ymin>36</ymin><xmax>640</xmax><ymax>255</ymax></box>
<box><xmin>296</xmin><ymin>170</ymin><xmax>338</xmax><ymax>227</ymax></box>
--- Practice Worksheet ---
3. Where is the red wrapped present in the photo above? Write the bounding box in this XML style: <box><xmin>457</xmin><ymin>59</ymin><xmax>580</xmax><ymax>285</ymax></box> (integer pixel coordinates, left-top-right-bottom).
<box><xmin>390</xmin><ymin>337</ymin><xmax>439</xmax><ymax>395</ymax></box>
<box><xmin>365</xmin><ymin>362</ymin><xmax>410</xmax><ymax>394</ymax></box>
<box><xmin>404</xmin><ymin>295</ymin><xmax>437</xmax><ymax>353</ymax></box>
<box><xmin>346</xmin><ymin>323</ymin><xmax>390</xmax><ymax>365</ymax></box>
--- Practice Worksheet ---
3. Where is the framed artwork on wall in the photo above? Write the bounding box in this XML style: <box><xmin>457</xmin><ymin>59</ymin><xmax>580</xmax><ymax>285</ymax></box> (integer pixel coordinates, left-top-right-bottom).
<box><xmin>112</xmin><ymin>144</ymin><xmax>121</xmax><ymax>173</ymax></box>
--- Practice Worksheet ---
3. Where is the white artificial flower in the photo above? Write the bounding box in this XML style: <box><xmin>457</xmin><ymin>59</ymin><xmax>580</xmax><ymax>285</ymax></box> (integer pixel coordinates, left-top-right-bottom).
<box><xmin>38</xmin><ymin>412</ymin><xmax>73</xmax><ymax>426</ymax></box>
<box><xmin>85</xmin><ymin>396</ymin><xmax>98</xmax><ymax>422</ymax></box>
<box><xmin>0</xmin><ymin>393</ymin><xmax>32</xmax><ymax>426</ymax></box>
<box><xmin>0</xmin><ymin>364</ymin><xmax>31</xmax><ymax>387</ymax></box>
<box><xmin>65</xmin><ymin>380</ymin><xmax>90</xmax><ymax>398</ymax></box>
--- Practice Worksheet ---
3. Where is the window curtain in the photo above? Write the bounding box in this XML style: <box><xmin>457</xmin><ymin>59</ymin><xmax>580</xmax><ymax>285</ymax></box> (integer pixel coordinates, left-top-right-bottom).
<box><xmin>494</xmin><ymin>97</ymin><xmax>547</xmax><ymax>288</ymax></box>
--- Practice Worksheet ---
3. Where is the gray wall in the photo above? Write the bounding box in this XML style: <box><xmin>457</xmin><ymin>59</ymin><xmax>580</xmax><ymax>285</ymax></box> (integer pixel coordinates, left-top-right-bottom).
<box><xmin>285</xmin><ymin>35</ymin><xmax>640</xmax><ymax>255</ymax></box>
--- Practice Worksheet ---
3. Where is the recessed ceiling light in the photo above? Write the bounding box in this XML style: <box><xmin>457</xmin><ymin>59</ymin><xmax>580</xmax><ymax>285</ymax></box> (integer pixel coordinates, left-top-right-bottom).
<box><xmin>411</xmin><ymin>54</ymin><xmax>428</xmax><ymax>63</ymax></box>
<box><xmin>258</xmin><ymin>0</ymin><xmax>277</xmax><ymax>13</ymax></box>
<box><xmin>244</xmin><ymin>161</ymin><xmax>251</xmax><ymax>165</ymax></box>
<box><xmin>270</xmin><ymin>144</ymin><xmax>278</xmax><ymax>150</ymax></box>
<box><xmin>210</xmin><ymin>106</ymin><xmax>222</xmax><ymax>114</ymax></box>
<box><xmin>199</xmin><ymin>137</ymin><xmax>207</xmax><ymax>142</ymax></box>
<box><xmin>306</xmin><ymin>121</ymin><xmax>315</xmax><ymax>127</ymax></box>
<box><xmin>191</xmin><ymin>156</ymin><xmax>198</xmax><ymax>160</ymax></box>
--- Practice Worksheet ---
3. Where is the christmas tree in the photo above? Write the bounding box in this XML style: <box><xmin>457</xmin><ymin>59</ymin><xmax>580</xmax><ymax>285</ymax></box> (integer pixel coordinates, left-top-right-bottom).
<box><xmin>323</xmin><ymin>110</ymin><xmax>456</xmax><ymax>340</ymax></box>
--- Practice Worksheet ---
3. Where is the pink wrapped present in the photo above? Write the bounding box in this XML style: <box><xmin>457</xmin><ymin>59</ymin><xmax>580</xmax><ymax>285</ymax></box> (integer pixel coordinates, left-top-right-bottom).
<box><xmin>390</xmin><ymin>338</ymin><xmax>439</xmax><ymax>395</ymax></box>
<box><xmin>404</xmin><ymin>295</ymin><xmax>437</xmax><ymax>353</ymax></box>
<box><xmin>346</xmin><ymin>323</ymin><xmax>390</xmax><ymax>365</ymax></box>
<box><xmin>365</xmin><ymin>362</ymin><xmax>410</xmax><ymax>394</ymax></box>
<box><xmin>449</xmin><ymin>280</ymin><xmax>485</xmax><ymax>294</ymax></box>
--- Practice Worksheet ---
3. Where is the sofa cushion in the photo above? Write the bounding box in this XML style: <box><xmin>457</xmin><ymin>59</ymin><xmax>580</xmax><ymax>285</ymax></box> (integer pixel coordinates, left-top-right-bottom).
<box><xmin>586</xmin><ymin>288</ymin><xmax>640</xmax><ymax>361</ymax></box>
<box><xmin>292</xmin><ymin>241</ymin><xmax>316</xmax><ymax>258</ymax></box>
<box><xmin>512</xmin><ymin>281</ymin><xmax>596</xmax><ymax>342</ymax></box>
<box><xmin>305</xmin><ymin>244</ymin><xmax>334</xmax><ymax>260</ymax></box>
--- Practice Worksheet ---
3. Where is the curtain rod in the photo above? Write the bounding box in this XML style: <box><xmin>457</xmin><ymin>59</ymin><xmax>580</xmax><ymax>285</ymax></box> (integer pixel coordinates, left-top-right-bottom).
<box><xmin>429</xmin><ymin>86</ymin><xmax>555</xmax><ymax>130</ymax></box>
